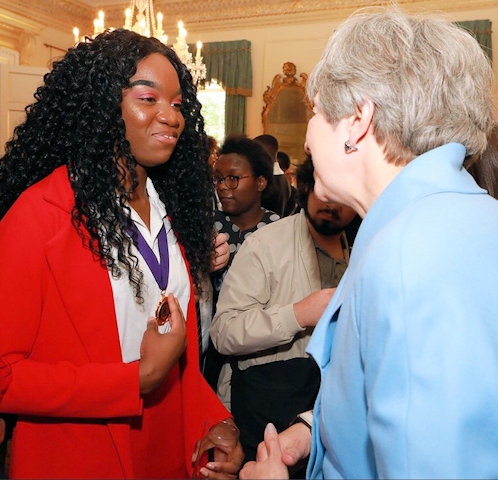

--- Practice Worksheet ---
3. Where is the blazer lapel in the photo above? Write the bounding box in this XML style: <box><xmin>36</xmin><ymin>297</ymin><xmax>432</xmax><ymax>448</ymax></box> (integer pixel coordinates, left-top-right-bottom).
<box><xmin>45</xmin><ymin>222</ymin><xmax>123</xmax><ymax>363</ymax></box>
<box><xmin>43</xmin><ymin>167</ymin><xmax>123</xmax><ymax>363</ymax></box>
<box><xmin>307</xmin><ymin>270</ymin><xmax>349</xmax><ymax>369</ymax></box>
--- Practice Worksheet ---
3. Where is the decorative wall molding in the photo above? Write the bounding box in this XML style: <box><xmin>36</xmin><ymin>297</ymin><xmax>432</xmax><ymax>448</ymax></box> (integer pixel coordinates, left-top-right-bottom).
<box><xmin>94</xmin><ymin>0</ymin><xmax>498</xmax><ymax>34</ymax></box>
<box><xmin>0</xmin><ymin>47</ymin><xmax>19</xmax><ymax>65</ymax></box>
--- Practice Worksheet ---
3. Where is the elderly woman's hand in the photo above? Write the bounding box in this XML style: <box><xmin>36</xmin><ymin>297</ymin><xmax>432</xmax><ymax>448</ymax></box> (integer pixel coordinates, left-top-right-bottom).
<box><xmin>210</xmin><ymin>233</ymin><xmax>229</xmax><ymax>272</ymax></box>
<box><xmin>239</xmin><ymin>423</ymin><xmax>290</xmax><ymax>480</ymax></box>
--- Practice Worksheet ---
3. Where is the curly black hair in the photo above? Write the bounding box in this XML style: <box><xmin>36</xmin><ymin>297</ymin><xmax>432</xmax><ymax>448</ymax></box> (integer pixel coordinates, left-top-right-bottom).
<box><xmin>0</xmin><ymin>29</ymin><xmax>214</xmax><ymax>301</ymax></box>
<box><xmin>218</xmin><ymin>134</ymin><xmax>274</xmax><ymax>187</ymax></box>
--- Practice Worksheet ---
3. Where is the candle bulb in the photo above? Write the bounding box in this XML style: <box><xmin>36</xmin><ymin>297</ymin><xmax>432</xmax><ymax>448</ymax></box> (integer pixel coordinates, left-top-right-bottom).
<box><xmin>196</xmin><ymin>41</ymin><xmax>202</xmax><ymax>62</ymax></box>
<box><xmin>73</xmin><ymin>27</ymin><xmax>79</xmax><ymax>44</ymax></box>
<box><xmin>124</xmin><ymin>8</ymin><xmax>132</xmax><ymax>29</ymax></box>
<box><xmin>93</xmin><ymin>10</ymin><xmax>105</xmax><ymax>34</ymax></box>
<box><xmin>98</xmin><ymin>10</ymin><xmax>104</xmax><ymax>32</ymax></box>
<box><xmin>156</xmin><ymin>12</ymin><xmax>166</xmax><ymax>43</ymax></box>
<box><xmin>178</xmin><ymin>21</ymin><xmax>186</xmax><ymax>39</ymax></box>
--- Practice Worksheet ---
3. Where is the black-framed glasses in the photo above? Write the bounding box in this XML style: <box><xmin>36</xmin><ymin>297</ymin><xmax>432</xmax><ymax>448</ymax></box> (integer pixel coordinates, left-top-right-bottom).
<box><xmin>213</xmin><ymin>175</ymin><xmax>252</xmax><ymax>190</ymax></box>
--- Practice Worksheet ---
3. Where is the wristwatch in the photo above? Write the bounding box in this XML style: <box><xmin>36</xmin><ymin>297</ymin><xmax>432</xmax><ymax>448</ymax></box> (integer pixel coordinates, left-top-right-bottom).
<box><xmin>291</xmin><ymin>410</ymin><xmax>313</xmax><ymax>430</ymax></box>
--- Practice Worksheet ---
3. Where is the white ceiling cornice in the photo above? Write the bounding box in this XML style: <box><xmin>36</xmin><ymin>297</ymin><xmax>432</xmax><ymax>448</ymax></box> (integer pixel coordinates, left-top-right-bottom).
<box><xmin>0</xmin><ymin>0</ymin><xmax>94</xmax><ymax>35</ymax></box>
<box><xmin>2</xmin><ymin>0</ymin><xmax>498</xmax><ymax>39</ymax></box>
<box><xmin>92</xmin><ymin>0</ymin><xmax>498</xmax><ymax>33</ymax></box>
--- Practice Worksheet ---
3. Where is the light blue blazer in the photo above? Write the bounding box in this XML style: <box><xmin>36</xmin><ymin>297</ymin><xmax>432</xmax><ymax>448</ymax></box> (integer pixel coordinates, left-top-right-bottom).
<box><xmin>307</xmin><ymin>143</ymin><xmax>498</xmax><ymax>479</ymax></box>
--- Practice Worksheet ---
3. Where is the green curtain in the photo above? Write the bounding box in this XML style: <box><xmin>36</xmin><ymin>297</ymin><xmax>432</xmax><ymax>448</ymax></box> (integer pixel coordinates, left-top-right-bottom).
<box><xmin>456</xmin><ymin>19</ymin><xmax>492</xmax><ymax>62</ymax></box>
<box><xmin>199</xmin><ymin>40</ymin><xmax>252</xmax><ymax>134</ymax></box>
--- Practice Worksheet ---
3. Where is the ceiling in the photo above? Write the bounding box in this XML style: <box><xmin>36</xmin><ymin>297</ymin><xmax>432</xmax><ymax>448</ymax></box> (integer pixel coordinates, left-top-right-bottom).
<box><xmin>2</xmin><ymin>0</ymin><xmax>498</xmax><ymax>43</ymax></box>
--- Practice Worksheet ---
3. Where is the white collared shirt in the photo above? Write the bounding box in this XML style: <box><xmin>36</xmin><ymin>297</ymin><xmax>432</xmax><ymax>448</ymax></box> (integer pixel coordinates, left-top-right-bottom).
<box><xmin>109</xmin><ymin>178</ymin><xmax>190</xmax><ymax>363</ymax></box>
<box><xmin>273</xmin><ymin>162</ymin><xmax>285</xmax><ymax>175</ymax></box>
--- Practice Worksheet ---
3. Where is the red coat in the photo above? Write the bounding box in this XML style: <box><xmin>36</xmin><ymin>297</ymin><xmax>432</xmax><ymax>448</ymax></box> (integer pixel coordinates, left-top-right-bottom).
<box><xmin>0</xmin><ymin>166</ymin><xmax>229</xmax><ymax>478</ymax></box>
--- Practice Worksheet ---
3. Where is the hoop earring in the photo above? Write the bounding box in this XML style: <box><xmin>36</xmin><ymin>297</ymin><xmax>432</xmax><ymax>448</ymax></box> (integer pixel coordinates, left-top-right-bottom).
<box><xmin>344</xmin><ymin>141</ymin><xmax>358</xmax><ymax>154</ymax></box>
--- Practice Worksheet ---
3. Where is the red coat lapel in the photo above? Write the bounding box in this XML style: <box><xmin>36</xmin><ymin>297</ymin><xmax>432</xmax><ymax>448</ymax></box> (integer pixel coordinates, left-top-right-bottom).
<box><xmin>43</xmin><ymin>166</ymin><xmax>123</xmax><ymax>363</ymax></box>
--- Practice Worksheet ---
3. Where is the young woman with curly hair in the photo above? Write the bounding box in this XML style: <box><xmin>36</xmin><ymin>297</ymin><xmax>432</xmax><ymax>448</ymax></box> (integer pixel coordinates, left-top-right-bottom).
<box><xmin>0</xmin><ymin>29</ymin><xmax>241</xmax><ymax>479</ymax></box>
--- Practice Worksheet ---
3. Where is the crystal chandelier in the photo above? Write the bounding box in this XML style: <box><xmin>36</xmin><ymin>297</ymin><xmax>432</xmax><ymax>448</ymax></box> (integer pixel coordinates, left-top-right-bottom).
<box><xmin>72</xmin><ymin>0</ymin><xmax>207</xmax><ymax>85</ymax></box>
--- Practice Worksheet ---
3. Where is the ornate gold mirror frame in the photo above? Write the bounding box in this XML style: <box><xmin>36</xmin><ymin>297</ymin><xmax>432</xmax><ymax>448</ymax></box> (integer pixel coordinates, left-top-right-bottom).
<box><xmin>262</xmin><ymin>62</ymin><xmax>313</xmax><ymax>162</ymax></box>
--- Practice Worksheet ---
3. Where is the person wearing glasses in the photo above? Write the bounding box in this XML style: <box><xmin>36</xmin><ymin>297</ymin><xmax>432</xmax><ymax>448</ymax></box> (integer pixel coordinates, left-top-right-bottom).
<box><xmin>212</xmin><ymin>134</ymin><xmax>280</xmax><ymax>289</ymax></box>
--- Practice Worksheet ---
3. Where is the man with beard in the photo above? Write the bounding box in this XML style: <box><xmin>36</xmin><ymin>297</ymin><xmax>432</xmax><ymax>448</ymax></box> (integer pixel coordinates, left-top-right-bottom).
<box><xmin>210</xmin><ymin>156</ymin><xmax>358</xmax><ymax>472</ymax></box>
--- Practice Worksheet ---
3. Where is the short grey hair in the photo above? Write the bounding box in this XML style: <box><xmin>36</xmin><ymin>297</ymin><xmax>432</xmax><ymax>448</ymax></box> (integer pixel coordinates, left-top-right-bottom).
<box><xmin>307</xmin><ymin>7</ymin><xmax>495</xmax><ymax>165</ymax></box>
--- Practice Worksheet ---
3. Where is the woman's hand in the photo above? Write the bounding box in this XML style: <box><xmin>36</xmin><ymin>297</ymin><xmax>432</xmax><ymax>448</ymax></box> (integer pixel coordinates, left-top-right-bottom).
<box><xmin>138</xmin><ymin>293</ymin><xmax>187</xmax><ymax>394</ymax></box>
<box><xmin>239</xmin><ymin>423</ymin><xmax>290</xmax><ymax>479</ymax></box>
<box><xmin>277</xmin><ymin>423</ymin><xmax>312</xmax><ymax>467</ymax></box>
<box><xmin>210</xmin><ymin>233</ymin><xmax>229</xmax><ymax>272</ymax></box>
<box><xmin>192</xmin><ymin>418</ymin><xmax>244</xmax><ymax>479</ymax></box>
<box><xmin>240</xmin><ymin>423</ymin><xmax>311</xmax><ymax>479</ymax></box>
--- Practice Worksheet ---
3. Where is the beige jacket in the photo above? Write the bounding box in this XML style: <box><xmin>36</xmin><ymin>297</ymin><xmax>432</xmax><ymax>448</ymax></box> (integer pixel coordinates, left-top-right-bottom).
<box><xmin>210</xmin><ymin>210</ymin><xmax>347</xmax><ymax>408</ymax></box>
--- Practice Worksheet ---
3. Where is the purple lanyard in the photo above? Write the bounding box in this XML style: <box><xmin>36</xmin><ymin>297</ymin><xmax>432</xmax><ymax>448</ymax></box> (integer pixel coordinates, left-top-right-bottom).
<box><xmin>130</xmin><ymin>224</ymin><xmax>169</xmax><ymax>291</ymax></box>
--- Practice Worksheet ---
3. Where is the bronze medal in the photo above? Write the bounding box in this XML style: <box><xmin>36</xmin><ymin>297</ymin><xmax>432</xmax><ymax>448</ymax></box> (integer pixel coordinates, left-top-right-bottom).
<box><xmin>129</xmin><ymin>224</ymin><xmax>171</xmax><ymax>325</ymax></box>
<box><xmin>155</xmin><ymin>296</ymin><xmax>171</xmax><ymax>325</ymax></box>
